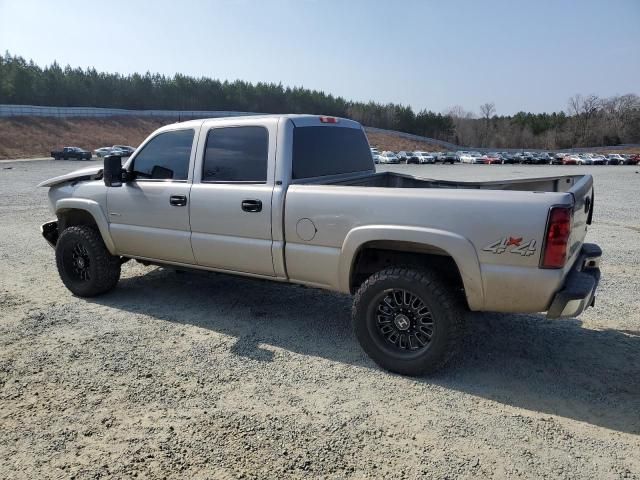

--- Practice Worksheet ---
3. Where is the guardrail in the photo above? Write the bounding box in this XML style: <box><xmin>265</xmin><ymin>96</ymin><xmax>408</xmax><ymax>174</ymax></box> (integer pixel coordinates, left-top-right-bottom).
<box><xmin>2</xmin><ymin>105</ymin><xmax>637</xmax><ymax>152</ymax></box>
<box><xmin>0</xmin><ymin>104</ymin><xmax>257</xmax><ymax>119</ymax></box>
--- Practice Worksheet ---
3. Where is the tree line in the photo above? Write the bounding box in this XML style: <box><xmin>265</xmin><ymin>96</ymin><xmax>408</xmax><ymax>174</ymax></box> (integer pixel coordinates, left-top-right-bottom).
<box><xmin>1</xmin><ymin>52</ymin><xmax>638</xmax><ymax>148</ymax></box>
<box><xmin>447</xmin><ymin>95</ymin><xmax>640</xmax><ymax>149</ymax></box>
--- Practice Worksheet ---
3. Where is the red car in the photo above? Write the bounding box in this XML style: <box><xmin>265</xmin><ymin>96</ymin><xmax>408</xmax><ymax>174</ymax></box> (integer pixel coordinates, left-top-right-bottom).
<box><xmin>479</xmin><ymin>153</ymin><xmax>503</xmax><ymax>164</ymax></box>
<box><xmin>562</xmin><ymin>155</ymin><xmax>580</xmax><ymax>165</ymax></box>
<box><xmin>626</xmin><ymin>153</ymin><xmax>640</xmax><ymax>165</ymax></box>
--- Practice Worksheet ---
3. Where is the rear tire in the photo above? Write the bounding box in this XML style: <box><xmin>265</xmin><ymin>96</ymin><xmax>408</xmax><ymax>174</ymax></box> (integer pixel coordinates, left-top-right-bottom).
<box><xmin>352</xmin><ymin>267</ymin><xmax>465</xmax><ymax>376</ymax></box>
<box><xmin>55</xmin><ymin>226</ymin><xmax>121</xmax><ymax>297</ymax></box>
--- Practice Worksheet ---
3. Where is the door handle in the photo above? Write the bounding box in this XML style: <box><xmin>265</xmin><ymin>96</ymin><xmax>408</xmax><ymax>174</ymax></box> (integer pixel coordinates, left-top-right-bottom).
<box><xmin>170</xmin><ymin>194</ymin><xmax>187</xmax><ymax>206</ymax></box>
<box><xmin>241</xmin><ymin>199</ymin><xmax>262</xmax><ymax>212</ymax></box>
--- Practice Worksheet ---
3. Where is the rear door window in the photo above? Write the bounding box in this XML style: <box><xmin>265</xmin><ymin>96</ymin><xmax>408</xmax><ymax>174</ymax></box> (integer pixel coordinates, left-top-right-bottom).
<box><xmin>202</xmin><ymin>126</ymin><xmax>269</xmax><ymax>183</ymax></box>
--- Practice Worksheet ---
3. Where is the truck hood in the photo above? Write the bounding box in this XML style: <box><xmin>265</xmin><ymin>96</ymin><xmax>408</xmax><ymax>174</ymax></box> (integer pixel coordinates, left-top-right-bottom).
<box><xmin>37</xmin><ymin>165</ymin><xmax>103</xmax><ymax>188</ymax></box>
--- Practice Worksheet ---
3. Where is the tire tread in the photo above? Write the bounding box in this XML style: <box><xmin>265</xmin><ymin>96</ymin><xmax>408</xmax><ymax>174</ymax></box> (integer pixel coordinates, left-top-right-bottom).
<box><xmin>55</xmin><ymin>226</ymin><xmax>120</xmax><ymax>296</ymax></box>
<box><xmin>352</xmin><ymin>266</ymin><xmax>465</xmax><ymax>375</ymax></box>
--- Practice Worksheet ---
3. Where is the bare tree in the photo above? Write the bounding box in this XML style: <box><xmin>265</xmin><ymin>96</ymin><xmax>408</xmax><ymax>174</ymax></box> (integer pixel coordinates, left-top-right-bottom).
<box><xmin>580</xmin><ymin>94</ymin><xmax>600</xmax><ymax>144</ymax></box>
<box><xmin>602</xmin><ymin>94</ymin><xmax>640</xmax><ymax>142</ymax></box>
<box><xmin>567</xmin><ymin>94</ymin><xmax>600</xmax><ymax>145</ymax></box>
<box><xmin>480</xmin><ymin>102</ymin><xmax>496</xmax><ymax>120</ymax></box>
<box><xmin>444</xmin><ymin>105</ymin><xmax>476</xmax><ymax>145</ymax></box>
<box><xmin>567</xmin><ymin>94</ymin><xmax>582</xmax><ymax>117</ymax></box>
<box><xmin>479</xmin><ymin>102</ymin><xmax>496</xmax><ymax>146</ymax></box>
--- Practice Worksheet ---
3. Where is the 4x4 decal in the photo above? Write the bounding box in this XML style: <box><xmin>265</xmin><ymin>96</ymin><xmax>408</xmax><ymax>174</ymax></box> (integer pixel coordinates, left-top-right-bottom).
<box><xmin>483</xmin><ymin>237</ymin><xmax>537</xmax><ymax>256</ymax></box>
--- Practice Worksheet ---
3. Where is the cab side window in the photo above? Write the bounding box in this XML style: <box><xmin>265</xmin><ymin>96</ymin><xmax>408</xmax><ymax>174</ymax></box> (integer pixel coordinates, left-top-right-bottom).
<box><xmin>202</xmin><ymin>126</ymin><xmax>268</xmax><ymax>183</ymax></box>
<box><xmin>132</xmin><ymin>129</ymin><xmax>194</xmax><ymax>180</ymax></box>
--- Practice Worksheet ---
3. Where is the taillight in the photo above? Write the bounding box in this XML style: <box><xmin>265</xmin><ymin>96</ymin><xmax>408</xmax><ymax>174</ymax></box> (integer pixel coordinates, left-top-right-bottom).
<box><xmin>541</xmin><ymin>206</ymin><xmax>572</xmax><ymax>268</ymax></box>
<box><xmin>319</xmin><ymin>116</ymin><xmax>338</xmax><ymax>123</ymax></box>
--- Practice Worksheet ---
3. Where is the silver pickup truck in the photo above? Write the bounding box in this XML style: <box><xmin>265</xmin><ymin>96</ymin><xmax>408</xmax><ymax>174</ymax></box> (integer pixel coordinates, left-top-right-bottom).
<box><xmin>39</xmin><ymin>114</ymin><xmax>601</xmax><ymax>375</ymax></box>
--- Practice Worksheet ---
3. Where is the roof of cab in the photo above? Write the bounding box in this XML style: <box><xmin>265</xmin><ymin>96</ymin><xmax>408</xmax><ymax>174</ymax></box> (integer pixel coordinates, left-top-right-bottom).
<box><xmin>158</xmin><ymin>114</ymin><xmax>362</xmax><ymax>131</ymax></box>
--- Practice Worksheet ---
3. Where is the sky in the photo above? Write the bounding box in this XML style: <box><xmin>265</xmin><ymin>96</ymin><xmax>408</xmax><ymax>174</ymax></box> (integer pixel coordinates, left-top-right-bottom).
<box><xmin>1</xmin><ymin>0</ymin><xmax>638</xmax><ymax>115</ymax></box>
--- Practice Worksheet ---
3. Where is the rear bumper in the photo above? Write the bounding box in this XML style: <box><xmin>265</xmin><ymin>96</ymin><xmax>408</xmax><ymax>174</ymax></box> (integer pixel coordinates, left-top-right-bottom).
<box><xmin>547</xmin><ymin>243</ymin><xmax>602</xmax><ymax>319</ymax></box>
<box><xmin>41</xmin><ymin>220</ymin><xmax>59</xmax><ymax>248</ymax></box>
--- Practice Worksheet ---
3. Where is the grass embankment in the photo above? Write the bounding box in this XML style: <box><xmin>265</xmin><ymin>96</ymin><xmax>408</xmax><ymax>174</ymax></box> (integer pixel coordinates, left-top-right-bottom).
<box><xmin>0</xmin><ymin>116</ymin><xmax>442</xmax><ymax>160</ymax></box>
<box><xmin>1</xmin><ymin>116</ymin><xmax>635</xmax><ymax>160</ymax></box>
<box><xmin>0</xmin><ymin>117</ymin><xmax>168</xmax><ymax>159</ymax></box>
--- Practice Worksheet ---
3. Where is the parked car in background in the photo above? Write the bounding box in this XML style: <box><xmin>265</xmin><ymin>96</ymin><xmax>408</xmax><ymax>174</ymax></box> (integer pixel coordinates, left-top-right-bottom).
<box><xmin>563</xmin><ymin>154</ymin><xmax>582</xmax><ymax>165</ymax></box>
<box><xmin>370</xmin><ymin>147</ymin><xmax>380</xmax><ymax>164</ymax></box>
<box><xmin>520</xmin><ymin>152</ymin><xmax>535</xmax><ymax>164</ymax></box>
<box><xmin>94</xmin><ymin>147</ymin><xmax>113</xmax><ymax>157</ymax></box>
<box><xmin>480</xmin><ymin>153</ymin><xmax>503</xmax><ymax>164</ymax></box>
<box><xmin>590</xmin><ymin>154</ymin><xmax>606</xmax><ymax>165</ymax></box>
<box><xmin>552</xmin><ymin>153</ymin><xmax>566</xmax><ymax>165</ymax></box>
<box><xmin>578</xmin><ymin>154</ymin><xmax>593</xmax><ymax>165</ymax></box>
<box><xmin>396</xmin><ymin>151</ymin><xmax>411</xmax><ymax>163</ymax></box>
<box><xmin>626</xmin><ymin>153</ymin><xmax>640</xmax><ymax>165</ymax></box>
<box><xmin>412</xmin><ymin>151</ymin><xmax>435</xmax><ymax>164</ymax></box>
<box><xmin>379</xmin><ymin>151</ymin><xmax>400</xmax><ymax>164</ymax></box>
<box><xmin>500</xmin><ymin>152</ymin><xmax>517</xmax><ymax>164</ymax></box>
<box><xmin>531</xmin><ymin>153</ymin><xmax>547</xmax><ymax>165</ymax></box>
<box><xmin>606</xmin><ymin>154</ymin><xmax>624</xmax><ymax>165</ymax></box>
<box><xmin>464</xmin><ymin>151</ymin><xmax>483</xmax><ymax>164</ymax></box>
<box><xmin>432</xmin><ymin>152</ymin><xmax>445</xmax><ymax>162</ymax></box>
<box><xmin>405</xmin><ymin>152</ymin><xmax>419</xmax><ymax>164</ymax></box>
<box><xmin>112</xmin><ymin>145</ymin><xmax>136</xmax><ymax>156</ymax></box>
<box><xmin>50</xmin><ymin>147</ymin><xmax>92</xmax><ymax>161</ymax></box>
<box><xmin>442</xmin><ymin>151</ymin><xmax>459</xmax><ymax>164</ymax></box>
<box><xmin>458</xmin><ymin>151</ymin><xmax>473</xmax><ymax>163</ymax></box>
<box><xmin>537</xmin><ymin>153</ymin><xmax>553</xmax><ymax>164</ymax></box>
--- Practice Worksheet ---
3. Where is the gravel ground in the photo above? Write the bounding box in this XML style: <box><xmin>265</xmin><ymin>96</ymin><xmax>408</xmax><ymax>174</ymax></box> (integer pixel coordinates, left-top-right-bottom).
<box><xmin>1</xmin><ymin>160</ymin><xmax>639</xmax><ymax>479</ymax></box>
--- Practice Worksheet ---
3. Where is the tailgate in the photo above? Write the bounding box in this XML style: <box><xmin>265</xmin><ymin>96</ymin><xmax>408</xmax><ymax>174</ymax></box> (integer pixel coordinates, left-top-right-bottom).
<box><xmin>567</xmin><ymin>174</ymin><xmax>594</xmax><ymax>261</ymax></box>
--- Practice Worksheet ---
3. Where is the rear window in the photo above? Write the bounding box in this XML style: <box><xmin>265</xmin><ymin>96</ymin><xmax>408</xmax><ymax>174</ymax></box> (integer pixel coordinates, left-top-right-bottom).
<box><xmin>292</xmin><ymin>126</ymin><xmax>373</xmax><ymax>179</ymax></box>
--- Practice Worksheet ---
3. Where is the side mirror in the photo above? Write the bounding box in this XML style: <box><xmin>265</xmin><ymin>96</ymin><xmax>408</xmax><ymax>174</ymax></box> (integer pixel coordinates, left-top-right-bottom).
<box><xmin>104</xmin><ymin>155</ymin><xmax>124</xmax><ymax>187</ymax></box>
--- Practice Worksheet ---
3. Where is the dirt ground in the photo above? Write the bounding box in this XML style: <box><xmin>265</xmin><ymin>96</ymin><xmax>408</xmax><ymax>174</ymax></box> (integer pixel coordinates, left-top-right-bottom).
<box><xmin>0</xmin><ymin>160</ymin><xmax>639</xmax><ymax>479</ymax></box>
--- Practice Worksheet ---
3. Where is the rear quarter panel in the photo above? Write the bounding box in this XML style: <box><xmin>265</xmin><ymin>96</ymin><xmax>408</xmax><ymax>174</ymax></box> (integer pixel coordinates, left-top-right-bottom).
<box><xmin>284</xmin><ymin>185</ymin><xmax>574</xmax><ymax>313</ymax></box>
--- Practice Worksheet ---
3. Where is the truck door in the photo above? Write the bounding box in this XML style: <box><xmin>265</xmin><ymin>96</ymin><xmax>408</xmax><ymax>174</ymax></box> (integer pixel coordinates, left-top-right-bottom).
<box><xmin>189</xmin><ymin>122</ymin><xmax>276</xmax><ymax>276</ymax></box>
<box><xmin>107</xmin><ymin>128</ymin><xmax>197</xmax><ymax>264</ymax></box>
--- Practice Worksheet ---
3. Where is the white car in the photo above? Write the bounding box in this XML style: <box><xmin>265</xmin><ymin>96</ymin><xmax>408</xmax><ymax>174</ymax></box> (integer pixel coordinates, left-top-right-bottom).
<box><xmin>459</xmin><ymin>151</ymin><xmax>483</xmax><ymax>164</ymax></box>
<box><xmin>463</xmin><ymin>151</ymin><xmax>484</xmax><ymax>164</ymax></box>
<box><xmin>379</xmin><ymin>151</ymin><xmax>400</xmax><ymax>164</ymax></box>
<box><xmin>413</xmin><ymin>151</ymin><xmax>435</xmax><ymax>164</ymax></box>
<box><xmin>457</xmin><ymin>151</ymin><xmax>472</xmax><ymax>163</ymax></box>
<box><xmin>94</xmin><ymin>147</ymin><xmax>113</xmax><ymax>157</ymax></box>
<box><xmin>372</xmin><ymin>153</ymin><xmax>381</xmax><ymax>164</ymax></box>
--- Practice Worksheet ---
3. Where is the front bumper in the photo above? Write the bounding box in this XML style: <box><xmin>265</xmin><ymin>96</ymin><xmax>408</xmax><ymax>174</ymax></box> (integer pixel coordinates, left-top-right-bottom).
<box><xmin>547</xmin><ymin>243</ymin><xmax>602</xmax><ymax>318</ymax></box>
<box><xmin>41</xmin><ymin>220</ymin><xmax>59</xmax><ymax>248</ymax></box>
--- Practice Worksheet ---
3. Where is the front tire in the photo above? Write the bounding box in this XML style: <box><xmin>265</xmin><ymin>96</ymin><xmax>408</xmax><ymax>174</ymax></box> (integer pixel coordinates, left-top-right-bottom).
<box><xmin>352</xmin><ymin>267</ymin><xmax>465</xmax><ymax>376</ymax></box>
<box><xmin>55</xmin><ymin>226</ymin><xmax>121</xmax><ymax>297</ymax></box>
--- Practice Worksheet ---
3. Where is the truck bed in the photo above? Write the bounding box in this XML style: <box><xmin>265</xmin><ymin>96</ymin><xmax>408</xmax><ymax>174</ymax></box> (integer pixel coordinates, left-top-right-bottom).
<box><xmin>284</xmin><ymin>170</ymin><xmax>594</xmax><ymax>312</ymax></box>
<box><xmin>315</xmin><ymin>171</ymin><xmax>588</xmax><ymax>194</ymax></box>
